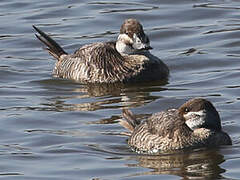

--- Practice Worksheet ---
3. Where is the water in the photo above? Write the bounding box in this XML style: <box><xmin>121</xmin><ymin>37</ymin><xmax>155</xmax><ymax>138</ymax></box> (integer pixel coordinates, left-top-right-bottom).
<box><xmin>0</xmin><ymin>0</ymin><xmax>240</xmax><ymax>179</ymax></box>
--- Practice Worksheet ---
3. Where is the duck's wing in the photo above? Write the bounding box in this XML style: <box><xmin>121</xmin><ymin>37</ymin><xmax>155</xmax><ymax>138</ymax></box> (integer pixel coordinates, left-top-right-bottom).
<box><xmin>54</xmin><ymin>41</ymin><xmax>135</xmax><ymax>83</ymax></box>
<box><xmin>67</xmin><ymin>42</ymin><xmax>136</xmax><ymax>82</ymax></box>
<box><xmin>146</xmin><ymin>109</ymin><xmax>191</xmax><ymax>138</ymax></box>
<box><xmin>72</xmin><ymin>41</ymin><xmax>126</xmax><ymax>68</ymax></box>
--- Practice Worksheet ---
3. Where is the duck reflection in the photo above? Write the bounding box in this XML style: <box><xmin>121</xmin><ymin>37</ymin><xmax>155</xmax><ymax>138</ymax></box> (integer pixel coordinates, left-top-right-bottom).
<box><xmin>37</xmin><ymin>79</ymin><xmax>167</xmax><ymax>111</ymax></box>
<box><xmin>127</xmin><ymin>149</ymin><xmax>227</xmax><ymax>179</ymax></box>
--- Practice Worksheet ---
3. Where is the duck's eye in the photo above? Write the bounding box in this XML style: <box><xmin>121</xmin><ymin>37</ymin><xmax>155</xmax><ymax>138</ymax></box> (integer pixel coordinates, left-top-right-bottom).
<box><xmin>184</xmin><ymin>108</ymin><xmax>189</xmax><ymax>113</ymax></box>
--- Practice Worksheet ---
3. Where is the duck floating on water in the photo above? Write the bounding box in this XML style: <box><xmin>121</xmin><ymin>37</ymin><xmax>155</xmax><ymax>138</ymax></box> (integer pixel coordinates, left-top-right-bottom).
<box><xmin>33</xmin><ymin>19</ymin><xmax>169</xmax><ymax>84</ymax></box>
<box><xmin>120</xmin><ymin>98</ymin><xmax>232</xmax><ymax>154</ymax></box>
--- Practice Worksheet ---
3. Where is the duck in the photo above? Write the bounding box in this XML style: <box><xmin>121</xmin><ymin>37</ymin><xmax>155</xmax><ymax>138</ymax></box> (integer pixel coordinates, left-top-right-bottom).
<box><xmin>33</xmin><ymin>19</ymin><xmax>169</xmax><ymax>84</ymax></box>
<box><xmin>120</xmin><ymin>98</ymin><xmax>232</xmax><ymax>154</ymax></box>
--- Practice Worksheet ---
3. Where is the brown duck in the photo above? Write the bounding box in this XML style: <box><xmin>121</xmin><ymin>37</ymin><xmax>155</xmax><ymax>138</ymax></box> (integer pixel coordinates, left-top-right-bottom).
<box><xmin>120</xmin><ymin>98</ymin><xmax>232</xmax><ymax>154</ymax></box>
<box><xmin>33</xmin><ymin>19</ymin><xmax>169</xmax><ymax>83</ymax></box>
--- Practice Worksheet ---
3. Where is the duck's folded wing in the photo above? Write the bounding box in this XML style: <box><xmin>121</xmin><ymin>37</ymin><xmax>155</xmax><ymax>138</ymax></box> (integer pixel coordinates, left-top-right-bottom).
<box><xmin>146</xmin><ymin>109</ymin><xmax>189</xmax><ymax>138</ymax></box>
<box><xmin>64</xmin><ymin>42</ymin><xmax>147</xmax><ymax>83</ymax></box>
<box><xmin>72</xmin><ymin>42</ymin><xmax>125</xmax><ymax>68</ymax></box>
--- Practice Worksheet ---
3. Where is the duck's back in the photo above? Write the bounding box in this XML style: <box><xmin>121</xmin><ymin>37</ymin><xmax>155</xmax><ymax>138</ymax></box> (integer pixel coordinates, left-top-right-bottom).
<box><xmin>128</xmin><ymin>109</ymin><xmax>195</xmax><ymax>153</ymax></box>
<box><xmin>128</xmin><ymin>109</ymin><xmax>232</xmax><ymax>153</ymax></box>
<box><xmin>53</xmin><ymin>42</ymin><xmax>168</xmax><ymax>83</ymax></box>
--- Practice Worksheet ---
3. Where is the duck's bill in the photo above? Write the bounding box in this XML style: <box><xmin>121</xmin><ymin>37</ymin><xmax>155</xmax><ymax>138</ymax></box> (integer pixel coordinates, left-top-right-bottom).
<box><xmin>132</xmin><ymin>33</ymin><xmax>153</xmax><ymax>51</ymax></box>
<box><xmin>137</xmin><ymin>44</ymin><xmax>153</xmax><ymax>51</ymax></box>
<box><xmin>143</xmin><ymin>46</ymin><xmax>153</xmax><ymax>50</ymax></box>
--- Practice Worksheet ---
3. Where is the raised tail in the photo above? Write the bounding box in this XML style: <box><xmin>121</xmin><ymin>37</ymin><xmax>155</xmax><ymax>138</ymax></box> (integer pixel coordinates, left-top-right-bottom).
<box><xmin>33</xmin><ymin>25</ymin><xmax>67</xmax><ymax>60</ymax></box>
<box><xmin>119</xmin><ymin>109</ymin><xmax>141</xmax><ymax>134</ymax></box>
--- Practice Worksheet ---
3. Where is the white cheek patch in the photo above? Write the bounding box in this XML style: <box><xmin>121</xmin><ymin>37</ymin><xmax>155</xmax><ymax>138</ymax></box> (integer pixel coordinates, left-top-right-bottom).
<box><xmin>184</xmin><ymin>110</ymin><xmax>206</xmax><ymax>130</ymax></box>
<box><xmin>117</xmin><ymin>34</ymin><xmax>133</xmax><ymax>44</ymax></box>
<box><xmin>116</xmin><ymin>34</ymin><xmax>134</xmax><ymax>54</ymax></box>
<box><xmin>133</xmin><ymin>33</ymin><xmax>140</xmax><ymax>42</ymax></box>
<box><xmin>132</xmin><ymin>33</ymin><xmax>145</xmax><ymax>50</ymax></box>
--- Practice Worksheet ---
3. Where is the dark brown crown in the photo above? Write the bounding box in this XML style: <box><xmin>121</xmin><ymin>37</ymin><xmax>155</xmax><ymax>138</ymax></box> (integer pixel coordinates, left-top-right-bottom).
<box><xmin>120</xmin><ymin>19</ymin><xmax>144</xmax><ymax>38</ymax></box>
<box><xmin>178</xmin><ymin>98</ymin><xmax>222</xmax><ymax>131</ymax></box>
<box><xmin>178</xmin><ymin>98</ymin><xmax>216</xmax><ymax>114</ymax></box>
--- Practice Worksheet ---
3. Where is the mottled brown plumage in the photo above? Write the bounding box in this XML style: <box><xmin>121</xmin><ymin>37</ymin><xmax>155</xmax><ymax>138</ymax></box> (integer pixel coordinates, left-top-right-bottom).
<box><xmin>120</xmin><ymin>98</ymin><xmax>232</xmax><ymax>154</ymax></box>
<box><xmin>33</xmin><ymin>19</ymin><xmax>169</xmax><ymax>84</ymax></box>
<box><xmin>120</xmin><ymin>18</ymin><xmax>145</xmax><ymax>39</ymax></box>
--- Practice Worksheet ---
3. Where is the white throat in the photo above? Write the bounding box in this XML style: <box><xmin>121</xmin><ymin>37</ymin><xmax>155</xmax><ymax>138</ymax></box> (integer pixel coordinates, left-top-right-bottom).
<box><xmin>184</xmin><ymin>110</ymin><xmax>207</xmax><ymax>130</ymax></box>
<box><xmin>116</xmin><ymin>34</ymin><xmax>134</xmax><ymax>55</ymax></box>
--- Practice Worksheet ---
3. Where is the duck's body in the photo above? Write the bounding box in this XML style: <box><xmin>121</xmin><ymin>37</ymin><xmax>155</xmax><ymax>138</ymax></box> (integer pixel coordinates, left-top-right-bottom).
<box><xmin>33</xmin><ymin>19</ymin><xmax>169</xmax><ymax>83</ymax></box>
<box><xmin>52</xmin><ymin>42</ymin><xmax>168</xmax><ymax>83</ymax></box>
<box><xmin>120</xmin><ymin>98</ymin><xmax>232</xmax><ymax>154</ymax></box>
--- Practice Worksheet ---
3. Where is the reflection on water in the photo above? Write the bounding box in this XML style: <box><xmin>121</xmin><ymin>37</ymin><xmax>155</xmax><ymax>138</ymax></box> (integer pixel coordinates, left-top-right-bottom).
<box><xmin>36</xmin><ymin>79</ymin><xmax>167</xmax><ymax>111</ymax></box>
<box><xmin>88</xmin><ymin>1</ymin><xmax>159</xmax><ymax>14</ymax></box>
<box><xmin>193</xmin><ymin>3</ymin><xmax>240</xmax><ymax>10</ymax></box>
<box><xmin>128</xmin><ymin>149</ymin><xmax>226</xmax><ymax>179</ymax></box>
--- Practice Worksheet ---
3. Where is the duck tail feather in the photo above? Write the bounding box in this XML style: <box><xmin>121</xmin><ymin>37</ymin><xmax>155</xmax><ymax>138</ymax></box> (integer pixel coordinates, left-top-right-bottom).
<box><xmin>33</xmin><ymin>25</ymin><xmax>67</xmax><ymax>60</ymax></box>
<box><xmin>120</xmin><ymin>109</ymin><xmax>140</xmax><ymax>133</ymax></box>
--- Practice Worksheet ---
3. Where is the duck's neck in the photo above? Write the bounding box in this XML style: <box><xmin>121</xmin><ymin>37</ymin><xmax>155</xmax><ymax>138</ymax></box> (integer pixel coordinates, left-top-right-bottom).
<box><xmin>115</xmin><ymin>34</ymin><xmax>134</xmax><ymax>55</ymax></box>
<box><xmin>115</xmin><ymin>42</ymin><xmax>132</xmax><ymax>55</ymax></box>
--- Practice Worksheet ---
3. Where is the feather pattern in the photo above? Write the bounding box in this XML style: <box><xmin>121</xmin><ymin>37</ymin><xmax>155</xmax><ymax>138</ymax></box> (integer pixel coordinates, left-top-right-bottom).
<box><xmin>33</xmin><ymin>19</ymin><xmax>169</xmax><ymax>84</ymax></box>
<box><xmin>120</xmin><ymin>99</ymin><xmax>232</xmax><ymax>154</ymax></box>
<box><xmin>51</xmin><ymin>42</ymin><xmax>168</xmax><ymax>83</ymax></box>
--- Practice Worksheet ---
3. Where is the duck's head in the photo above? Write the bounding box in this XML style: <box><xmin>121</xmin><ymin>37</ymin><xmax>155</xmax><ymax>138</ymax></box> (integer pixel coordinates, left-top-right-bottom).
<box><xmin>178</xmin><ymin>98</ymin><xmax>222</xmax><ymax>131</ymax></box>
<box><xmin>116</xmin><ymin>18</ymin><xmax>152</xmax><ymax>55</ymax></box>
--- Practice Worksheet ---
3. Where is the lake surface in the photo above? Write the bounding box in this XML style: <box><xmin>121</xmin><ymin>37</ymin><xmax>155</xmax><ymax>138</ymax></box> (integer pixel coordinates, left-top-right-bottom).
<box><xmin>0</xmin><ymin>0</ymin><xmax>240</xmax><ymax>179</ymax></box>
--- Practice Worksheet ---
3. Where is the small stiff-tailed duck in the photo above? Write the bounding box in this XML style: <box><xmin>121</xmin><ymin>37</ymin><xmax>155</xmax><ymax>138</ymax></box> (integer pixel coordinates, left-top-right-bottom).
<box><xmin>120</xmin><ymin>98</ymin><xmax>232</xmax><ymax>154</ymax></box>
<box><xmin>33</xmin><ymin>19</ymin><xmax>169</xmax><ymax>84</ymax></box>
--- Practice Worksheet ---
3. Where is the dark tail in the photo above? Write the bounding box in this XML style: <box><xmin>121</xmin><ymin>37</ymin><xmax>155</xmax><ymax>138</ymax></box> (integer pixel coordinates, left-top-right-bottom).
<box><xmin>33</xmin><ymin>25</ymin><xmax>67</xmax><ymax>60</ymax></box>
<box><xmin>119</xmin><ymin>109</ymin><xmax>141</xmax><ymax>133</ymax></box>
